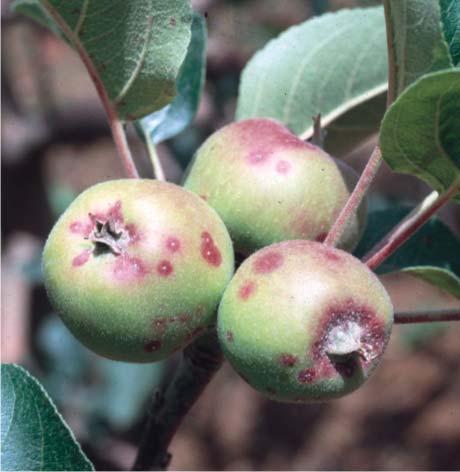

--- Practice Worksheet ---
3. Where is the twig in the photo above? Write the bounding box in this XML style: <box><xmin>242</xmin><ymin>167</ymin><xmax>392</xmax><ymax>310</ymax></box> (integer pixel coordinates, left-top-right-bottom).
<box><xmin>133</xmin><ymin>330</ymin><xmax>223</xmax><ymax>471</ymax></box>
<box><xmin>146</xmin><ymin>137</ymin><xmax>166</xmax><ymax>181</ymax></box>
<box><xmin>41</xmin><ymin>0</ymin><xmax>139</xmax><ymax>178</ymax></box>
<box><xmin>364</xmin><ymin>181</ymin><xmax>460</xmax><ymax>270</ymax></box>
<box><xmin>323</xmin><ymin>146</ymin><xmax>382</xmax><ymax>247</ymax></box>
<box><xmin>394</xmin><ymin>309</ymin><xmax>460</xmax><ymax>324</ymax></box>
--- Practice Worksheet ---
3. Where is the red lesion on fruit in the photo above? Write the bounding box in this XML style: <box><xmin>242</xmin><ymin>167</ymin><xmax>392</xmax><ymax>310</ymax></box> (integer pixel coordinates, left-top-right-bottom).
<box><xmin>72</xmin><ymin>249</ymin><xmax>92</xmax><ymax>267</ymax></box>
<box><xmin>144</xmin><ymin>339</ymin><xmax>162</xmax><ymax>352</ymax></box>
<box><xmin>69</xmin><ymin>221</ymin><xmax>92</xmax><ymax>237</ymax></box>
<box><xmin>226</xmin><ymin>331</ymin><xmax>234</xmax><ymax>343</ymax></box>
<box><xmin>253</xmin><ymin>251</ymin><xmax>283</xmax><ymax>274</ymax></box>
<box><xmin>156</xmin><ymin>260</ymin><xmax>173</xmax><ymax>277</ymax></box>
<box><xmin>200</xmin><ymin>231</ymin><xmax>222</xmax><ymax>267</ymax></box>
<box><xmin>166</xmin><ymin>237</ymin><xmax>181</xmax><ymax>253</ymax></box>
<box><xmin>239</xmin><ymin>280</ymin><xmax>256</xmax><ymax>300</ymax></box>
<box><xmin>297</xmin><ymin>368</ymin><xmax>316</xmax><ymax>383</ymax></box>
<box><xmin>276</xmin><ymin>160</ymin><xmax>291</xmax><ymax>174</ymax></box>
<box><xmin>247</xmin><ymin>150</ymin><xmax>270</xmax><ymax>165</ymax></box>
<box><xmin>113</xmin><ymin>255</ymin><xmax>148</xmax><ymax>281</ymax></box>
<box><xmin>306</xmin><ymin>299</ymin><xmax>387</xmax><ymax>382</ymax></box>
<box><xmin>279</xmin><ymin>353</ymin><xmax>298</xmax><ymax>367</ymax></box>
<box><xmin>319</xmin><ymin>245</ymin><xmax>342</xmax><ymax>262</ymax></box>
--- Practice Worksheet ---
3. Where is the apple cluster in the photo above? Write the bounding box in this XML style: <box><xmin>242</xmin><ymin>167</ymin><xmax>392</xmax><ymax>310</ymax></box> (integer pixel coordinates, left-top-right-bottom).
<box><xmin>43</xmin><ymin>119</ymin><xmax>393</xmax><ymax>402</ymax></box>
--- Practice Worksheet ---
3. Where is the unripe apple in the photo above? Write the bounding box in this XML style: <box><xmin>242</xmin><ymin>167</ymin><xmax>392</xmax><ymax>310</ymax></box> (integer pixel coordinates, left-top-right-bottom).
<box><xmin>218</xmin><ymin>240</ymin><xmax>393</xmax><ymax>402</ymax></box>
<box><xmin>42</xmin><ymin>179</ymin><xmax>234</xmax><ymax>362</ymax></box>
<box><xmin>183</xmin><ymin>118</ymin><xmax>366</xmax><ymax>255</ymax></box>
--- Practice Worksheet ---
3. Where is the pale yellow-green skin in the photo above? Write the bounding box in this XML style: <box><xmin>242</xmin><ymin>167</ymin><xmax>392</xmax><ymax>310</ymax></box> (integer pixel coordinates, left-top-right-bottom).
<box><xmin>218</xmin><ymin>240</ymin><xmax>393</xmax><ymax>402</ymax></box>
<box><xmin>43</xmin><ymin>180</ymin><xmax>234</xmax><ymax>362</ymax></box>
<box><xmin>184</xmin><ymin>118</ymin><xmax>366</xmax><ymax>255</ymax></box>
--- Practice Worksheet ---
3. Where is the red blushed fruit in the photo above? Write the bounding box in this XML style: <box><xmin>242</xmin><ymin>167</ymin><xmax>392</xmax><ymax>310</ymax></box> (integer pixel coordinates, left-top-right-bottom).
<box><xmin>42</xmin><ymin>179</ymin><xmax>234</xmax><ymax>363</ymax></box>
<box><xmin>184</xmin><ymin>118</ymin><xmax>367</xmax><ymax>255</ymax></box>
<box><xmin>217</xmin><ymin>240</ymin><xmax>393</xmax><ymax>403</ymax></box>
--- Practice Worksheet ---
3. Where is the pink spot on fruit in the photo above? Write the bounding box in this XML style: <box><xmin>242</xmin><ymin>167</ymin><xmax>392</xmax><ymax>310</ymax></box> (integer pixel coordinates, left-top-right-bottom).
<box><xmin>113</xmin><ymin>255</ymin><xmax>148</xmax><ymax>281</ymax></box>
<box><xmin>276</xmin><ymin>160</ymin><xmax>290</xmax><ymax>174</ymax></box>
<box><xmin>280</xmin><ymin>354</ymin><xmax>298</xmax><ymax>367</ymax></box>
<box><xmin>69</xmin><ymin>221</ymin><xmax>92</xmax><ymax>237</ymax></box>
<box><xmin>144</xmin><ymin>340</ymin><xmax>161</xmax><ymax>352</ymax></box>
<box><xmin>226</xmin><ymin>331</ymin><xmax>234</xmax><ymax>342</ymax></box>
<box><xmin>321</xmin><ymin>246</ymin><xmax>341</xmax><ymax>262</ymax></box>
<box><xmin>157</xmin><ymin>260</ymin><xmax>173</xmax><ymax>277</ymax></box>
<box><xmin>166</xmin><ymin>237</ymin><xmax>181</xmax><ymax>253</ymax></box>
<box><xmin>125</xmin><ymin>224</ymin><xmax>140</xmax><ymax>244</ymax></box>
<box><xmin>72</xmin><ymin>249</ymin><xmax>91</xmax><ymax>267</ymax></box>
<box><xmin>298</xmin><ymin>368</ymin><xmax>316</xmax><ymax>383</ymax></box>
<box><xmin>253</xmin><ymin>251</ymin><xmax>283</xmax><ymax>274</ymax></box>
<box><xmin>239</xmin><ymin>280</ymin><xmax>256</xmax><ymax>300</ymax></box>
<box><xmin>247</xmin><ymin>150</ymin><xmax>270</xmax><ymax>165</ymax></box>
<box><xmin>201</xmin><ymin>231</ymin><xmax>222</xmax><ymax>267</ymax></box>
<box><xmin>107</xmin><ymin>200</ymin><xmax>123</xmax><ymax>222</ymax></box>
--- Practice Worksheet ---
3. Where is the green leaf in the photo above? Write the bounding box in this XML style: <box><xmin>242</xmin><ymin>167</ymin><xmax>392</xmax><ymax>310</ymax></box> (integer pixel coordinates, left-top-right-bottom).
<box><xmin>380</xmin><ymin>69</ymin><xmax>460</xmax><ymax>201</ymax></box>
<box><xmin>401</xmin><ymin>266</ymin><xmax>460</xmax><ymax>298</ymax></box>
<box><xmin>385</xmin><ymin>0</ymin><xmax>453</xmax><ymax>97</ymax></box>
<box><xmin>440</xmin><ymin>0</ymin><xmax>460</xmax><ymax>66</ymax></box>
<box><xmin>354</xmin><ymin>206</ymin><xmax>460</xmax><ymax>274</ymax></box>
<box><xmin>13</xmin><ymin>0</ymin><xmax>193</xmax><ymax>121</ymax></box>
<box><xmin>136</xmin><ymin>12</ymin><xmax>207</xmax><ymax>145</ymax></box>
<box><xmin>1</xmin><ymin>364</ymin><xmax>93</xmax><ymax>471</ymax></box>
<box><xmin>236</xmin><ymin>7</ymin><xmax>388</xmax><ymax>143</ymax></box>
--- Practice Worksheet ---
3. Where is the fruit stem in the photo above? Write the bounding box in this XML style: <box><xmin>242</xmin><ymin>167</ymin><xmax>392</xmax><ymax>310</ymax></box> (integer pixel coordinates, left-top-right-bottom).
<box><xmin>41</xmin><ymin>0</ymin><xmax>139</xmax><ymax>179</ymax></box>
<box><xmin>394</xmin><ymin>309</ymin><xmax>460</xmax><ymax>324</ymax></box>
<box><xmin>132</xmin><ymin>331</ymin><xmax>223</xmax><ymax>471</ymax></box>
<box><xmin>146</xmin><ymin>135</ymin><xmax>166</xmax><ymax>181</ymax></box>
<box><xmin>324</xmin><ymin>146</ymin><xmax>382</xmax><ymax>248</ymax></box>
<box><xmin>364</xmin><ymin>180</ymin><xmax>460</xmax><ymax>270</ymax></box>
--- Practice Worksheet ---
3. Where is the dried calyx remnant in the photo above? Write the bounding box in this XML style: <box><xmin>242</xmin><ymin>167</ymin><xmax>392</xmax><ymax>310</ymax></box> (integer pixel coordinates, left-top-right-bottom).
<box><xmin>325</xmin><ymin>320</ymin><xmax>378</xmax><ymax>363</ymax></box>
<box><xmin>88</xmin><ymin>214</ymin><xmax>131</xmax><ymax>256</ymax></box>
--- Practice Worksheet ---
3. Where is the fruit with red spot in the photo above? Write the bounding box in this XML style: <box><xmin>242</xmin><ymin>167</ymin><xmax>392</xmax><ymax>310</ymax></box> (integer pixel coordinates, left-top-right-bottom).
<box><xmin>42</xmin><ymin>179</ymin><xmax>234</xmax><ymax>362</ymax></box>
<box><xmin>217</xmin><ymin>240</ymin><xmax>393</xmax><ymax>402</ymax></box>
<box><xmin>184</xmin><ymin>118</ymin><xmax>366</xmax><ymax>255</ymax></box>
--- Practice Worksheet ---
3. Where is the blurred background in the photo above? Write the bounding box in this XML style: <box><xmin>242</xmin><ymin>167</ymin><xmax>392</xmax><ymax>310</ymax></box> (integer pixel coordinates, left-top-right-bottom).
<box><xmin>2</xmin><ymin>0</ymin><xmax>460</xmax><ymax>470</ymax></box>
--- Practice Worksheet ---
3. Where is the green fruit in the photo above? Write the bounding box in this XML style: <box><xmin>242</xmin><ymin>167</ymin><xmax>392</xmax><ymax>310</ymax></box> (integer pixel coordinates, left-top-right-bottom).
<box><xmin>184</xmin><ymin>118</ymin><xmax>366</xmax><ymax>255</ymax></box>
<box><xmin>43</xmin><ymin>179</ymin><xmax>234</xmax><ymax>362</ymax></box>
<box><xmin>218</xmin><ymin>240</ymin><xmax>393</xmax><ymax>402</ymax></box>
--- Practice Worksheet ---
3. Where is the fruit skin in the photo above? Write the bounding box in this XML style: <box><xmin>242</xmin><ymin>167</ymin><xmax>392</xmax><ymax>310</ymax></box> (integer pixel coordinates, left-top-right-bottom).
<box><xmin>42</xmin><ymin>179</ymin><xmax>234</xmax><ymax>363</ymax></box>
<box><xmin>217</xmin><ymin>240</ymin><xmax>393</xmax><ymax>402</ymax></box>
<box><xmin>184</xmin><ymin>118</ymin><xmax>366</xmax><ymax>255</ymax></box>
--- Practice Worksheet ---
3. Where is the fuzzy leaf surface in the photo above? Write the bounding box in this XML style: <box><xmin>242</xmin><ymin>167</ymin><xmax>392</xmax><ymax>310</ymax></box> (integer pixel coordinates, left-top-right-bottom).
<box><xmin>236</xmin><ymin>7</ymin><xmax>388</xmax><ymax>142</ymax></box>
<box><xmin>13</xmin><ymin>0</ymin><xmax>193</xmax><ymax>121</ymax></box>
<box><xmin>136</xmin><ymin>12</ymin><xmax>206</xmax><ymax>145</ymax></box>
<box><xmin>354</xmin><ymin>206</ymin><xmax>460</xmax><ymax>274</ymax></box>
<box><xmin>440</xmin><ymin>0</ymin><xmax>460</xmax><ymax>66</ymax></box>
<box><xmin>380</xmin><ymin>70</ymin><xmax>460</xmax><ymax>200</ymax></box>
<box><xmin>1</xmin><ymin>364</ymin><xmax>93</xmax><ymax>471</ymax></box>
<box><xmin>385</xmin><ymin>0</ymin><xmax>453</xmax><ymax>97</ymax></box>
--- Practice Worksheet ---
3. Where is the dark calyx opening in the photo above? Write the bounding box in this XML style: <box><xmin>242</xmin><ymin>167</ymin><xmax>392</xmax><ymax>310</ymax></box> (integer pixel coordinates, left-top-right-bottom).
<box><xmin>87</xmin><ymin>216</ymin><xmax>130</xmax><ymax>256</ymax></box>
